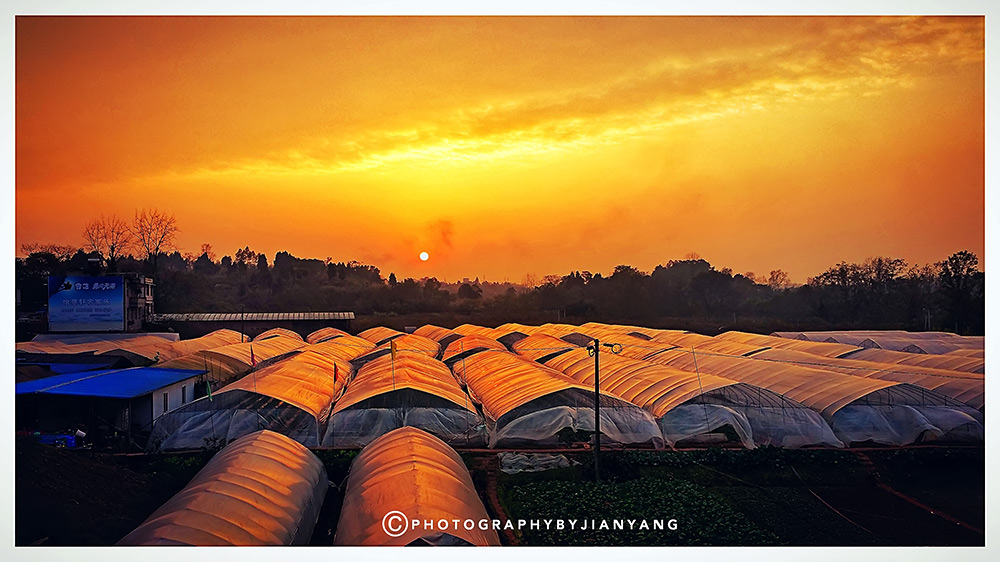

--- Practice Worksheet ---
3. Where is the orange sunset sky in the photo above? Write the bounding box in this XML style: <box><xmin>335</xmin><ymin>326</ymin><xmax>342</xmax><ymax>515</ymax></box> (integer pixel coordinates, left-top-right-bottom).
<box><xmin>15</xmin><ymin>16</ymin><xmax>985</xmax><ymax>284</ymax></box>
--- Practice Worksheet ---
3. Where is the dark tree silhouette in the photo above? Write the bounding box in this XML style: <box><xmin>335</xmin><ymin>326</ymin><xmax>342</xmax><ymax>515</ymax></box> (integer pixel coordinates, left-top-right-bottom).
<box><xmin>82</xmin><ymin>215</ymin><xmax>133</xmax><ymax>271</ymax></box>
<box><xmin>131</xmin><ymin>208</ymin><xmax>179</xmax><ymax>274</ymax></box>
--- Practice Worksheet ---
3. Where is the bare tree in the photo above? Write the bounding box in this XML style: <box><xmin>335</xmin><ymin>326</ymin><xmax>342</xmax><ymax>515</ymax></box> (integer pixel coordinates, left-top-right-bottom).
<box><xmin>131</xmin><ymin>208</ymin><xmax>180</xmax><ymax>273</ymax></box>
<box><xmin>20</xmin><ymin>243</ymin><xmax>79</xmax><ymax>261</ymax></box>
<box><xmin>82</xmin><ymin>215</ymin><xmax>133</xmax><ymax>271</ymax></box>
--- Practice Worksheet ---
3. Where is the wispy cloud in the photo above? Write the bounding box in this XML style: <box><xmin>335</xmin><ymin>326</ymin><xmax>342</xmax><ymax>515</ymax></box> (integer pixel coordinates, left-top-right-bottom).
<box><xmin>146</xmin><ymin>17</ymin><xmax>981</xmax><ymax>183</ymax></box>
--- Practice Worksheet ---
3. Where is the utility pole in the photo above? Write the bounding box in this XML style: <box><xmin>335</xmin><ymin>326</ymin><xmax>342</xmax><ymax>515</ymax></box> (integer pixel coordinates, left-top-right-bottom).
<box><xmin>593</xmin><ymin>338</ymin><xmax>601</xmax><ymax>483</ymax></box>
<box><xmin>588</xmin><ymin>339</ymin><xmax>622</xmax><ymax>484</ymax></box>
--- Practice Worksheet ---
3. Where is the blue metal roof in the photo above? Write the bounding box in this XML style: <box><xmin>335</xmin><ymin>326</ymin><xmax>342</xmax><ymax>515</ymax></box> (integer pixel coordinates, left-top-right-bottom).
<box><xmin>15</xmin><ymin>367</ymin><xmax>205</xmax><ymax>399</ymax></box>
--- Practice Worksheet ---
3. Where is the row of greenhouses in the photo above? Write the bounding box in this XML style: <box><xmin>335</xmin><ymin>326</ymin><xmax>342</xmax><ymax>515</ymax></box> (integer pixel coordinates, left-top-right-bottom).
<box><xmin>120</xmin><ymin>322</ymin><xmax>982</xmax><ymax>451</ymax></box>
<box><xmin>119</xmin><ymin>427</ymin><xmax>499</xmax><ymax>545</ymax></box>
<box><xmin>17</xmin><ymin>323</ymin><xmax>982</xmax><ymax>451</ymax></box>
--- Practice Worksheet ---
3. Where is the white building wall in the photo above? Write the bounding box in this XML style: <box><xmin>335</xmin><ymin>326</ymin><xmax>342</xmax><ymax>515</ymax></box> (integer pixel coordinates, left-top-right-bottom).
<box><xmin>152</xmin><ymin>376</ymin><xmax>201</xmax><ymax>421</ymax></box>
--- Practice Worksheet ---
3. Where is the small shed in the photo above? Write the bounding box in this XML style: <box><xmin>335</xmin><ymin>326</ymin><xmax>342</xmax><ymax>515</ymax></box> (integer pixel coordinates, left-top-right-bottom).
<box><xmin>16</xmin><ymin>366</ymin><xmax>205</xmax><ymax>450</ymax></box>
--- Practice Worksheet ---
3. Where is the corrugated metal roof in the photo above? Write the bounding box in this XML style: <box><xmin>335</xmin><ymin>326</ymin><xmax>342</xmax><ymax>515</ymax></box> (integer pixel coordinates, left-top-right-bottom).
<box><xmin>15</xmin><ymin>367</ymin><xmax>205</xmax><ymax>399</ymax></box>
<box><xmin>152</xmin><ymin>312</ymin><xmax>354</xmax><ymax>322</ymax></box>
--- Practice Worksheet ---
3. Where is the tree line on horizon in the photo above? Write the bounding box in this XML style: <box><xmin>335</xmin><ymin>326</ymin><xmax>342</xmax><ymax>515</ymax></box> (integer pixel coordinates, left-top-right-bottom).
<box><xmin>15</xmin><ymin>212</ymin><xmax>985</xmax><ymax>336</ymax></box>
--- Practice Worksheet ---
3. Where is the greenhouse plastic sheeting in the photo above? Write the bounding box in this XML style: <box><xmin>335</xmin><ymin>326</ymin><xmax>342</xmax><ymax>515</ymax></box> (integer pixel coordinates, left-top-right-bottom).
<box><xmin>645</xmin><ymin>347</ymin><xmax>900</xmax><ymax>415</ymax></box>
<box><xmin>499</xmin><ymin>452</ymin><xmax>578</xmax><ymax>474</ymax></box>
<box><xmin>842</xmin><ymin>347</ymin><xmax>985</xmax><ymax>375</ymax></box>
<box><xmin>17</xmin><ymin>333</ymin><xmax>212</xmax><ymax>365</ymax></box>
<box><xmin>567</xmin><ymin>324</ymin><xmax>633</xmax><ymax>341</ymax></box>
<box><xmin>648</xmin><ymin>331</ymin><xmax>716</xmax><ymax>348</ymax></box>
<box><xmin>158</xmin><ymin>351</ymin><xmax>248</xmax><ymax>386</ymax></box>
<box><xmin>334</xmin><ymin>427</ymin><xmax>500</xmax><ymax>546</ymax></box>
<box><xmin>541</xmin><ymin>348</ymin><xmax>841</xmax><ymax>449</ymax></box>
<box><xmin>357</xmin><ymin>326</ymin><xmax>405</xmax><ymax>346</ymax></box>
<box><xmin>452</xmin><ymin>351</ymin><xmax>663</xmax><ymax>448</ymax></box>
<box><xmin>441</xmin><ymin>335</ymin><xmax>507</xmax><ymax>364</ymax></box>
<box><xmin>831</xmin><ymin>403</ymin><xmax>982</xmax><ymax>445</ymax></box>
<box><xmin>577</xmin><ymin>333</ymin><xmax>671</xmax><ymax>358</ymax></box>
<box><xmin>369</xmin><ymin>333</ymin><xmax>440</xmax><ymax>358</ymax></box>
<box><xmin>100</xmin><ymin>329</ymin><xmax>247</xmax><ymax>363</ymax></box>
<box><xmin>511</xmin><ymin>334</ymin><xmax>579</xmax><ymax>362</ymax></box>
<box><xmin>646</xmin><ymin>332</ymin><xmax>768</xmax><ymax>357</ymax></box>
<box><xmin>168</xmin><ymin>329</ymin><xmax>246</xmax><ymax>353</ymax></box>
<box><xmin>748</xmin><ymin>348</ymin><xmax>984</xmax><ymax>410</ymax></box>
<box><xmin>580</xmin><ymin>322</ymin><xmax>683</xmax><ymax>340</ymax></box>
<box><xmin>655</xmin><ymin>404</ymin><xmax>754</xmax><ymax>447</ymax></box>
<box><xmin>525</xmin><ymin>323</ymin><xmax>581</xmax><ymax>337</ymax></box>
<box><xmin>328</xmin><ymin>407</ymin><xmax>486</xmax><ymax>449</ymax></box>
<box><xmin>306</xmin><ymin>335</ymin><xmax>377</xmax><ymax>363</ymax></box>
<box><xmin>696</xmin><ymin>340</ymin><xmax>770</xmax><ymax>357</ymax></box>
<box><xmin>715</xmin><ymin>331</ymin><xmax>861</xmax><ymax>359</ymax></box>
<box><xmin>254</xmin><ymin>327</ymin><xmax>303</xmax><ymax>342</ymax></box>
<box><xmin>306</xmin><ymin>327</ymin><xmax>353</xmax><ymax>344</ymax></box>
<box><xmin>414</xmin><ymin>324</ymin><xmax>459</xmax><ymax>343</ymax></box>
<box><xmin>948</xmin><ymin>348</ymin><xmax>985</xmax><ymax>358</ymax></box>
<box><xmin>642</xmin><ymin>348</ymin><xmax>983</xmax><ymax>446</ymax></box>
<box><xmin>495</xmin><ymin>322</ymin><xmax>546</xmax><ymax>336</ymax></box>
<box><xmin>856</xmin><ymin>337</ymin><xmax>962</xmax><ymax>355</ymax></box>
<box><xmin>348</xmin><ymin>334</ymin><xmax>443</xmax><ymax>370</ymax></box>
<box><xmin>323</xmin><ymin>354</ymin><xmax>484</xmax><ymax>447</ymax></box>
<box><xmin>787</xmin><ymin>330</ymin><xmax>983</xmax><ymax>350</ymax></box>
<box><xmin>148</xmin><ymin>350</ymin><xmax>351</xmax><ymax>450</ymax></box>
<box><xmin>202</xmin><ymin>336</ymin><xmax>306</xmax><ymax>370</ymax></box>
<box><xmin>454</xmin><ymin>323</ymin><xmax>533</xmax><ymax>341</ymax></box>
<box><xmin>452</xmin><ymin>323</ymin><xmax>497</xmax><ymax>337</ymax></box>
<box><xmin>120</xmin><ymin>430</ymin><xmax>326</xmax><ymax>545</ymax></box>
<box><xmin>17</xmin><ymin>334</ymin><xmax>169</xmax><ymax>357</ymax></box>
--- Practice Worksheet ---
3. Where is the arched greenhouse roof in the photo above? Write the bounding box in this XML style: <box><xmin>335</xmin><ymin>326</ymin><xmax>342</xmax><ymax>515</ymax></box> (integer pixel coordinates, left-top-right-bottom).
<box><xmin>306</xmin><ymin>327</ymin><xmax>353</xmax><ymax>344</ymax></box>
<box><xmin>305</xmin><ymin>335</ymin><xmax>377</xmax><ymax>363</ymax></box>
<box><xmin>372</xmin><ymin>333</ymin><xmax>440</xmax><ymax>358</ymax></box>
<box><xmin>334</xmin><ymin>427</ymin><xmax>500</xmax><ymax>546</ymax></box>
<box><xmin>202</xmin><ymin>336</ymin><xmax>306</xmax><ymax>369</ymax></box>
<box><xmin>641</xmin><ymin>348</ymin><xmax>906</xmax><ymax>418</ymax></box>
<box><xmin>510</xmin><ymin>334</ymin><xmax>579</xmax><ymax>362</ymax></box>
<box><xmin>357</xmin><ymin>326</ymin><xmax>405</xmax><ymax>346</ymax></box>
<box><xmin>333</xmin><ymin>353</ymin><xmax>475</xmax><ymax>414</ymax></box>
<box><xmin>219</xmin><ymin>350</ymin><xmax>351</xmax><ymax>420</ymax></box>
<box><xmin>716</xmin><ymin>331</ymin><xmax>861</xmax><ymax>359</ymax></box>
<box><xmin>441</xmin><ymin>334</ymin><xmax>507</xmax><ymax>364</ymax></box>
<box><xmin>158</xmin><ymin>351</ymin><xmax>247</xmax><ymax>382</ymax></box>
<box><xmin>413</xmin><ymin>324</ymin><xmax>459</xmax><ymax>342</ymax></box>
<box><xmin>842</xmin><ymin>347</ymin><xmax>984</xmax><ymax>374</ymax></box>
<box><xmin>119</xmin><ymin>430</ymin><xmax>327</xmax><ymax>545</ymax></box>
<box><xmin>748</xmin><ymin>348</ymin><xmax>984</xmax><ymax>410</ymax></box>
<box><xmin>541</xmin><ymin>348</ymin><xmax>743</xmax><ymax>418</ymax></box>
<box><xmin>254</xmin><ymin>328</ymin><xmax>303</xmax><ymax>342</ymax></box>
<box><xmin>452</xmin><ymin>351</ymin><xmax>600</xmax><ymax>421</ymax></box>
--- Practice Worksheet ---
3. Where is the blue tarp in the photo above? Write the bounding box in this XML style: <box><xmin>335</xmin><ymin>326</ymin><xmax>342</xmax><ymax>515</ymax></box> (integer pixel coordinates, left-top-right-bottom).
<box><xmin>15</xmin><ymin>367</ymin><xmax>205</xmax><ymax>399</ymax></box>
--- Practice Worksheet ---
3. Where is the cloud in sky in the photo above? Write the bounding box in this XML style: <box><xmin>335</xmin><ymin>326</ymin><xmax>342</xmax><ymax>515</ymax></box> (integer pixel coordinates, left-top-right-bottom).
<box><xmin>15</xmin><ymin>16</ymin><xmax>984</xmax><ymax>282</ymax></box>
<box><xmin>120</xmin><ymin>17</ymin><xmax>982</xmax><ymax>184</ymax></box>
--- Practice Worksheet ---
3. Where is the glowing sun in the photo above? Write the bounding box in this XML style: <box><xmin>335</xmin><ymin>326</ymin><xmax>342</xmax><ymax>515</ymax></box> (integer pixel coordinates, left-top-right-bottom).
<box><xmin>419</xmin><ymin>251</ymin><xmax>429</xmax><ymax>261</ymax></box>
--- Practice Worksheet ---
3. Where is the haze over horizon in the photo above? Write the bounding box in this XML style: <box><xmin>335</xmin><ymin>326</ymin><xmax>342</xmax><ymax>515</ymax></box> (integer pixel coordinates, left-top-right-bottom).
<box><xmin>16</xmin><ymin>16</ymin><xmax>984</xmax><ymax>284</ymax></box>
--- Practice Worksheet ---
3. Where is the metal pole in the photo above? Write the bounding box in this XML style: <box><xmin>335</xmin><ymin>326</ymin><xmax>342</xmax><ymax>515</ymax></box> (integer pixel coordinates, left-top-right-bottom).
<box><xmin>593</xmin><ymin>338</ymin><xmax>600</xmax><ymax>483</ymax></box>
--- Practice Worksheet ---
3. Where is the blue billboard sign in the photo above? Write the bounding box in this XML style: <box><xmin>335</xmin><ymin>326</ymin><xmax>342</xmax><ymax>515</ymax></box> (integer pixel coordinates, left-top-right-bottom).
<box><xmin>47</xmin><ymin>276</ymin><xmax>125</xmax><ymax>332</ymax></box>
